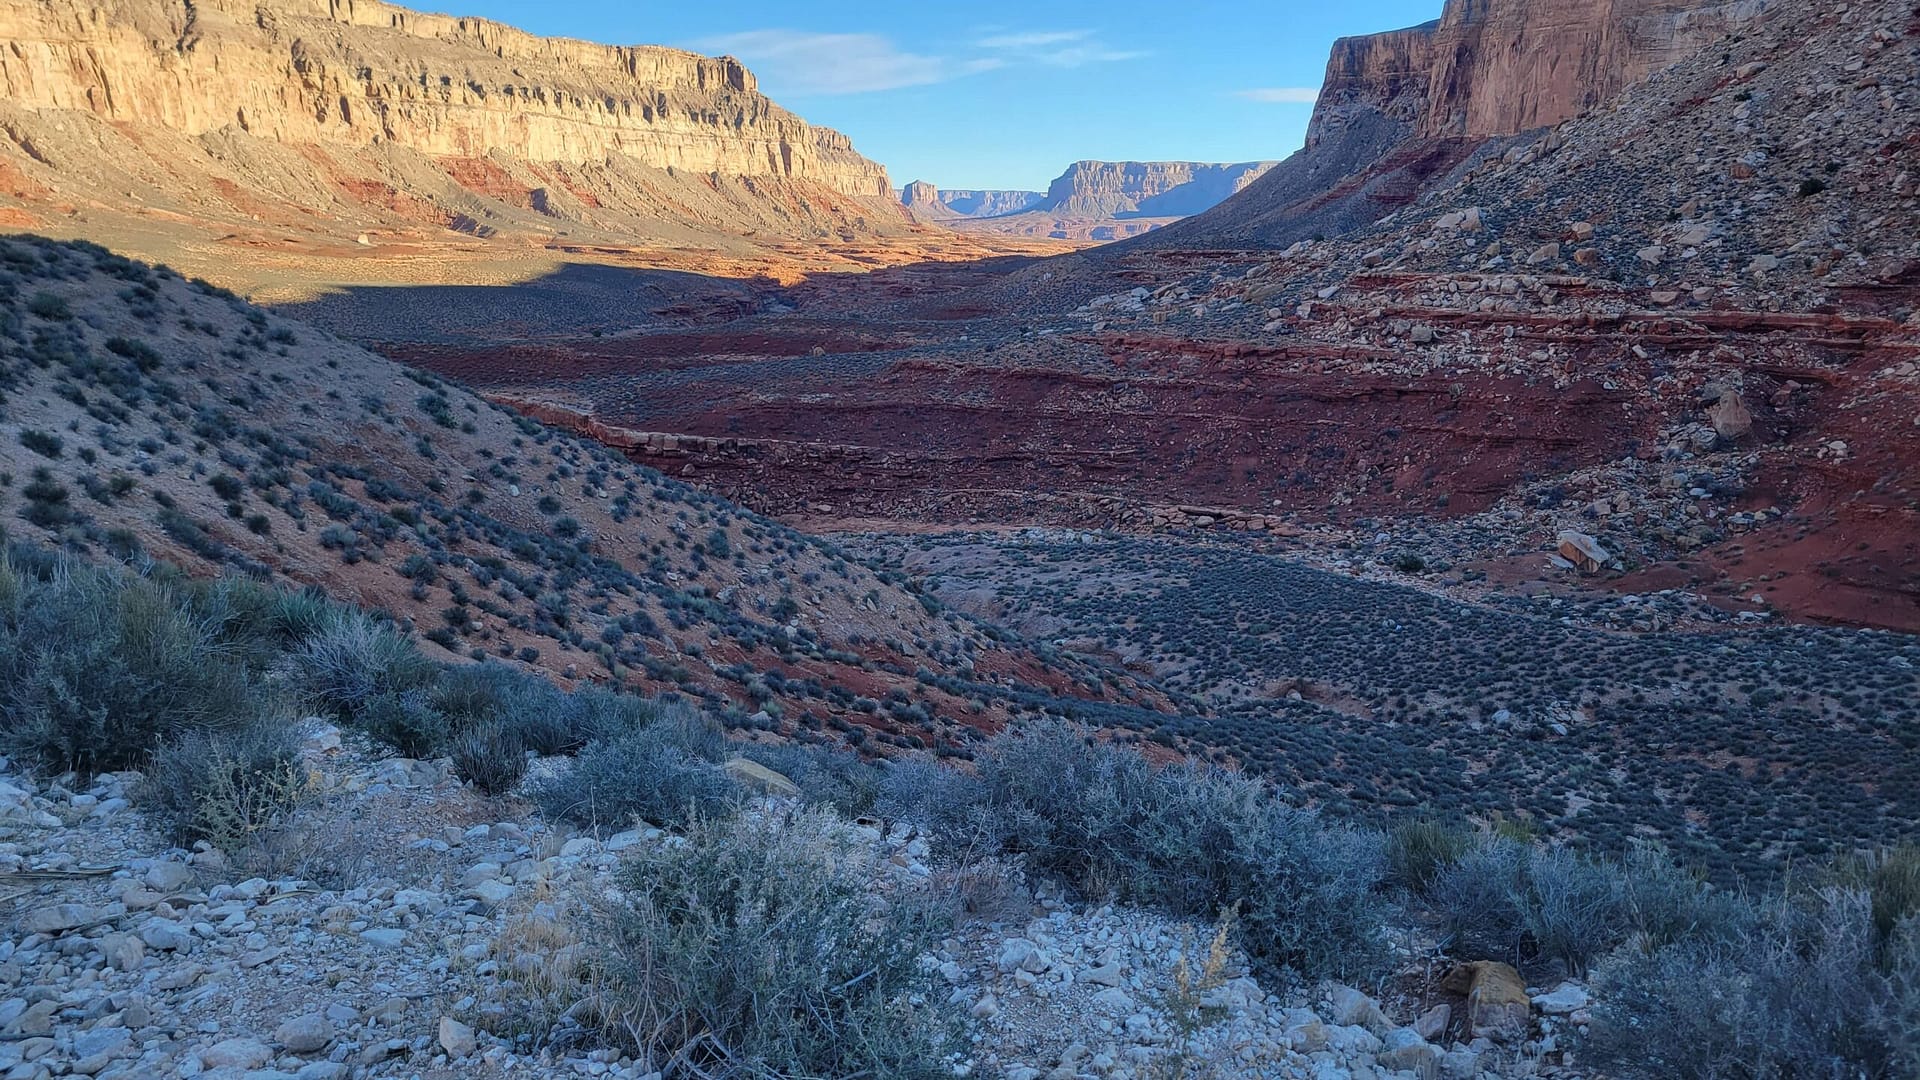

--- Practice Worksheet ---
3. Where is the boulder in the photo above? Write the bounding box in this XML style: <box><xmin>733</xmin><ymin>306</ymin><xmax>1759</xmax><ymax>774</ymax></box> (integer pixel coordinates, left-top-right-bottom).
<box><xmin>1442</xmin><ymin>960</ymin><xmax>1531</xmax><ymax>1041</ymax></box>
<box><xmin>274</xmin><ymin>1013</ymin><xmax>334</xmax><ymax>1054</ymax></box>
<box><xmin>1706</xmin><ymin>389</ymin><xmax>1753</xmax><ymax>441</ymax></box>
<box><xmin>1329</xmin><ymin>984</ymin><xmax>1393</xmax><ymax>1034</ymax></box>
<box><xmin>1378</xmin><ymin>1028</ymin><xmax>1441</xmax><ymax>1072</ymax></box>
<box><xmin>1532</xmin><ymin>983</ymin><xmax>1591</xmax><ymax>1014</ymax></box>
<box><xmin>1557</xmin><ymin>530</ymin><xmax>1612</xmax><ymax>574</ymax></box>
<box><xmin>437</xmin><ymin>1016</ymin><xmax>477</xmax><ymax>1058</ymax></box>
<box><xmin>25</xmin><ymin>903</ymin><xmax>98</xmax><ymax>935</ymax></box>
<box><xmin>200</xmin><ymin>1038</ymin><xmax>272</xmax><ymax>1070</ymax></box>
<box><xmin>144</xmin><ymin>861</ymin><xmax>195</xmax><ymax>893</ymax></box>
<box><xmin>722</xmin><ymin>757</ymin><xmax>800</xmax><ymax>798</ymax></box>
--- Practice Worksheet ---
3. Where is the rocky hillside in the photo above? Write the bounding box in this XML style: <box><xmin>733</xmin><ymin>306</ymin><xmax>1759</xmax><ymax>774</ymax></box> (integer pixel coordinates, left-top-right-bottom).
<box><xmin>0</xmin><ymin>0</ymin><xmax>1056</xmax><ymax>296</ymax></box>
<box><xmin>1133</xmin><ymin>0</ymin><xmax>1770</xmax><ymax>249</ymax></box>
<box><xmin>0</xmin><ymin>237</ymin><xmax>1168</xmax><ymax>746</ymax></box>
<box><xmin>904</xmin><ymin>161</ymin><xmax>1275</xmax><ymax>241</ymax></box>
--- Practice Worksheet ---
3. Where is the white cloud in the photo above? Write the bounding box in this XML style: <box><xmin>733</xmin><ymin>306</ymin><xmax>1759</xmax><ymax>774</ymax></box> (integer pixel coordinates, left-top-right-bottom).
<box><xmin>1237</xmin><ymin>87</ymin><xmax>1322</xmax><ymax>104</ymax></box>
<box><xmin>689</xmin><ymin>25</ymin><xmax>1142</xmax><ymax>96</ymax></box>
<box><xmin>976</xmin><ymin>28</ymin><xmax>1146</xmax><ymax>67</ymax></box>
<box><xmin>975</xmin><ymin>30</ymin><xmax>1088</xmax><ymax>50</ymax></box>
<box><xmin>692</xmin><ymin>30</ymin><xmax>998</xmax><ymax>94</ymax></box>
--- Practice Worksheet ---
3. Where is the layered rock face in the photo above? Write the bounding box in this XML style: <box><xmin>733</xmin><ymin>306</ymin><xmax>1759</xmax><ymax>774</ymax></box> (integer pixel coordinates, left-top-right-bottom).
<box><xmin>900</xmin><ymin>182</ymin><xmax>1047</xmax><ymax>221</ymax></box>
<box><xmin>1143</xmin><ymin>0</ymin><xmax>1769</xmax><ymax>250</ymax></box>
<box><xmin>1322</xmin><ymin>0</ymin><xmax>1770</xmax><ymax>141</ymax></box>
<box><xmin>913</xmin><ymin>161</ymin><xmax>1275</xmax><ymax>240</ymax></box>
<box><xmin>1042</xmin><ymin>161</ymin><xmax>1275</xmax><ymax>219</ymax></box>
<box><xmin>0</xmin><ymin>0</ymin><xmax>893</xmax><ymax>198</ymax></box>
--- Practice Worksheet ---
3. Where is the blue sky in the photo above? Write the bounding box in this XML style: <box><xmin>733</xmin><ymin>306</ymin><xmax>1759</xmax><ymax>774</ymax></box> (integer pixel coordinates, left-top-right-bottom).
<box><xmin>441</xmin><ymin>1</ymin><xmax>1442</xmax><ymax>191</ymax></box>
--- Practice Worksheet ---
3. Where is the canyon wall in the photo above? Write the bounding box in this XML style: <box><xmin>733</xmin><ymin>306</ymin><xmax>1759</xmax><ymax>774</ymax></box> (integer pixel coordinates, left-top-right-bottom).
<box><xmin>1136</xmin><ymin>0</ymin><xmax>1768</xmax><ymax>250</ymax></box>
<box><xmin>900</xmin><ymin>182</ymin><xmax>1047</xmax><ymax>221</ymax></box>
<box><xmin>0</xmin><ymin>0</ymin><xmax>893</xmax><ymax>198</ymax></box>
<box><xmin>909</xmin><ymin>161</ymin><xmax>1275</xmax><ymax>239</ymax></box>
<box><xmin>1041</xmin><ymin>161</ymin><xmax>1277</xmax><ymax>219</ymax></box>
<box><xmin>1321</xmin><ymin>0</ymin><xmax>1771</xmax><ymax>141</ymax></box>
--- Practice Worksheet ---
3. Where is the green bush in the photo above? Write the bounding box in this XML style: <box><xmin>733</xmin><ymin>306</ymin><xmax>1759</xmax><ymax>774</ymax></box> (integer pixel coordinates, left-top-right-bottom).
<box><xmin>535</xmin><ymin>709</ymin><xmax>736</xmax><ymax>831</ymax></box>
<box><xmin>450</xmin><ymin>722</ymin><xmax>527</xmax><ymax>795</ymax></box>
<box><xmin>139</xmin><ymin>719</ymin><xmax>306</xmax><ymax>848</ymax></box>
<box><xmin>1831</xmin><ymin>846</ymin><xmax>1920</xmax><ymax>947</ymax></box>
<box><xmin>356</xmin><ymin>690</ymin><xmax>448</xmax><ymax>758</ymax></box>
<box><xmin>294</xmin><ymin>611</ymin><xmax>438</xmax><ymax>718</ymax></box>
<box><xmin>1387</xmin><ymin>818</ymin><xmax>1473</xmax><ymax>892</ymax></box>
<box><xmin>0</xmin><ymin>551</ymin><xmax>262</xmax><ymax>773</ymax></box>
<box><xmin>1585</xmin><ymin>889</ymin><xmax>1920</xmax><ymax>1077</ymax></box>
<box><xmin>591</xmin><ymin>809</ymin><xmax>953</xmax><ymax>1079</ymax></box>
<box><xmin>17</xmin><ymin>430</ymin><xmax>63</xmax><ymax>459</ymax></box>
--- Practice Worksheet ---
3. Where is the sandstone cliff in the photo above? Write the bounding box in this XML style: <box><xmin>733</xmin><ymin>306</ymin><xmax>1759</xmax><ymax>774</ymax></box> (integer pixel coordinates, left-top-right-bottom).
<box><xmin>0</xmin><ymin>0</ymin><xmax>892</xmax><ymax>197</ymax></box>
<box><xmin>912</xmin><ymin>161</ymin><xmax>1274</xmax><ymax>240</ymax></box>
<box><xmin>1318</xmin><ymin>0</ymin><xmax>1769</xmax><ymax>142</ymax></box>
<box><xmin>0</xmin><ymin>0</ymin><xmax>969</xmax><ymax>293</ymax></box>
<box><xmin>900</xmin><ymin>182</ymin><xmax>1046</xmax><ymax>221</ymax></box>
<box><xmin>1041</xmin><ymin>161</ymin><xmax>1275</xmax><ymax>219</ymax></box>
<box><xmin>1139</xmin><ymin>0</ymin><xmax>1770</xmax><ymax>250</ymax></box>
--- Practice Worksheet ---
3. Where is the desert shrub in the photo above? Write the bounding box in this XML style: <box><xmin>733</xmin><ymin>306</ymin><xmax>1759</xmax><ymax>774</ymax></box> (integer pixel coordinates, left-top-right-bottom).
<box><xmin>294</xmin><ymin>610</ymin><xmax>438</xmax><ymax>718</ymax></box>
<box><xmin>967</xmin><ymin>720</ymin><xmax>1154</xmax><ymax>883</ymax></box>
<box><xmin>1429</xmin><ymin>837</ymin><xmax>1627</xmax><ymax>975</ymax></box>
<box><xmin>562</xmin><ymin>683</ymin><xmax>661</xmax><ymax>745</ymax></box>
<box><xmin>1112</xmin><ymin>766</ymin><xmax>1392</xmax><ymax>980</ymax></box>
<box><xmin>267</xmin><ymin>587</ymin><xmax>338</xmax><ymax>646</ymax></box>
<box><xmin>431</xmin><ymin>662</ymin><xmax>566</xmax><ymax>753</ymax></box>
<box><xmin>432</xmin><ymin>665</ymin><xmax>665</xmax><ymax>757</ymax></box>
<box><xmin>536</xmin><ymin>711</ymin><xmax>736</xmax><ymax>831</ymax></box>
<box><xmin>356</xmin><ymin>689</ymin><xmax>448</xmax><ymax>758</ymax></box>
<box><xmin>1521</xmin><ymin>845</ymin><xmax>1629</xmax><ymax>976</ymax></box>
<box><xmin>1387</xmin><ymin>818</ymin><xmax>1473</xmax><ymax>892</ymax></box>
<box><xmin>590</xmin><ymin>809</ymin><xmax>952</xmax><ymax>1079</ymax></box>
<box><xmin>26</xmin><ymin>292</ymin><xmax>70</xmax><ymax>320</ymax></box>
<box><xmin>738</xmin><ymin>742</ymin><xmax>884</xmax><ymax>817</ymax></box>
<box><xmin>17</xmin><ymin>429</ymin><xmax>63</xmax><ymax>459</ymax></box>
<box><xmin>0</xmin><ymin>554</ymin><xmax>261</xmax><ymax>773</ymax></box>
<box><xmin>450</xmin><ymin>722</ymin><xmax>528</xmax><ymax>795</ymax></box>
<box><xmin>907</xmin><ymin>724</ymin><xmax>1391</xmax><ymax>980</ymax></box>
<box><xmin>1432</xmin><ymin>839</ymin><xmax>1744</xmax><ymax>977</ymax></box>
<box><xmin>1830</xmin><ymin>846</ymin><xmax>1920</xmax><ymax>947</ymax></box>
<box><xmin>20</xmin><ymin>470</ymin><xmax>75</xmax><ymax>528</ymax></box>
<box><xmin>1585</xmin><ymin>889</ymin><xmax>1920</xmax><ymax>1077</ymax></box>
<box><xmin>140</xmin><ymin>719</ymin><xmax>306</xmax><ymax>848</ymax></box>
<box><xmin>1430</xmin><ymin>838</ymin><xmax>1535</xmax><ymax>964</ymax></box>
<box><xmin>1614</xmin><ymin>842</ymin><xmax>1753</xmax><ymax>951</ymax></box>
<box><xmin>875</xmin><ymin>756</ymin><xmax>981</xmax><ymax>830</ymax></box>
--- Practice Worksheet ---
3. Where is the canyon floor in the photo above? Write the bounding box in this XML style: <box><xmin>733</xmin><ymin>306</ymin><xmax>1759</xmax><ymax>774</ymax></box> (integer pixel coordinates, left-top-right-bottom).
<box><xmin>297</xmin><ymin>243</ymin><xmax>1917</xmax><ymax>638</ymax></box>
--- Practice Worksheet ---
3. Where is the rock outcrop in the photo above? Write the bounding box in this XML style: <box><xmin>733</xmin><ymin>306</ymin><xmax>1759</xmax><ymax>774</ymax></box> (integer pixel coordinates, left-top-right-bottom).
<box><xmin>1041</xmin><ymin>161</ymin><xmax>1276</xmax><ymax>219</ymax></box>
<box><xmin>901</xmin><ymin>182</ymin><xmax>1048</xmax><ymax>221</ymax></box>
<box><xmin>0</xmin><ymin>0</ymin><xmax>1013</xmax><ymax>294</ymax></box>
<box><xmin>0</xmin><ymin>0</ymin><xmax>892</xmax><ymax>198</ymax></box>
<box><xmin>1135</xmin><ymin>0</ymin><xmax>1770</xmax><ymax>250</ymax></box>
<box><xmin>915</xmin><ymin>161</ymin><xmax>1275</xmax><ymax>240</ymax></box>
<box><xmin>1320</xmin><ymin>0</ymin><xmax>1769</xmax><ymax>141</ymax></box>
